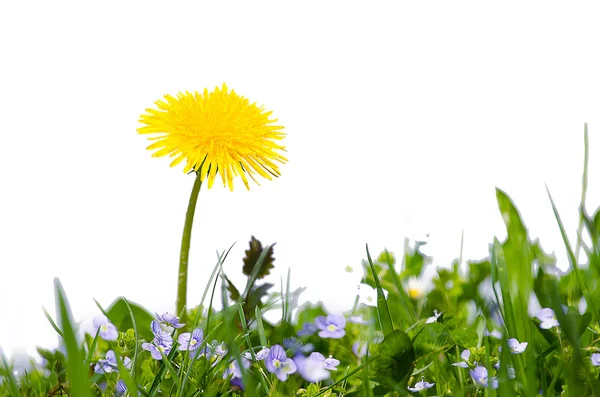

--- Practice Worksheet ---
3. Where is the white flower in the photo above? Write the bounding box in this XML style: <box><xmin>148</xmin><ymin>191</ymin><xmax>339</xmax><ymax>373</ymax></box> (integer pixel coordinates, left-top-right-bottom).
<box><xmin>407</xmin><ymin>277</ymin><xmax>425</xmax><ymax>299</ymax></box>
<box><xmin>425</xmin><ymin>310</ymin><xmax>442</xmax><ymax>324</ymax></box>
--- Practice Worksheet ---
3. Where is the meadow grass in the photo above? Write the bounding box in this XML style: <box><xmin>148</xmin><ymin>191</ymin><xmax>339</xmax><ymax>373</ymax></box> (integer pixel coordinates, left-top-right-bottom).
<box><xmin>1</xmin><ymin>124</ymin><xmax>600</xmax><ymax>396</ymax></box>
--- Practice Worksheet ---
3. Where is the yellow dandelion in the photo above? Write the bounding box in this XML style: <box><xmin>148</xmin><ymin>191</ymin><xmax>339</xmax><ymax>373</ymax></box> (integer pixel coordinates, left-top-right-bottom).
<box><xmin>138</xmin><ymin>84</ymin><xmax>287</xmax><ymax>191</ymax></box>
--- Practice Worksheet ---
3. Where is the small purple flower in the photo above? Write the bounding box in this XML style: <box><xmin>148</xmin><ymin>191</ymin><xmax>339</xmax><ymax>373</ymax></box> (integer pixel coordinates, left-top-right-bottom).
<box><xmin>243</xmin><ymin>346</ymin><xmax>270</xmax><ymax>361</ymax></box>
<box><xmin>150</xmin><ymin>321</ymin><xmax>173</xmax><ymax>341</ymax></box>
<box><xmin>115</xmin><ymin>380</ymin><xmax>127</xmax><ymax>396</ymax></box>
<box><xmin>294</xmin><ymin>354</ymin><xmax>330</xmax><ymax>383</ymax></box>
<box><xmin>297</xmin><ymin>322</ymin><xmax>318</xmax><ymax>336</ymax></box>
<box><xmin>315</xmin><ymin>314</ymin><xmax>346</xmax><ymax>339</ymax></box>
<box><xmin>591</xmin><ymin>353</ymin><xmax>600</xmax><ymax>366</ymax></box>
<box><xmin>536</xmin><ymin>308</ymin><xmax>559</xmax><ymax>329</ymax></box>
<box><xmin>94</xmin><ymin>350</ymin><xmax>131</xmax><ymax>374</ymax></box>
<box><xmin>156</xmin><ymin>312</ymin><xmax>185</xmax><ymax>329</ymax></box>
<box><xmin>309</xmin><ymin>352</ymin><xmax>340</xmax><ymax>370</ymax></box>
<box><xmin>471</xmin><ymin>366</ymin><xmax>498</xmax><ymax>389</ymax></box>
<box><xmin>284</xmin><ymin>337</ymin><xmax>313</xmax><ymax>355</ymax></box>
<box><xmin>408</xmin><ymin>377</ymin><xmax>435</xmax><ymax>392</ymax></box>
<box><xmin>93</xmin><ymin>315</ymin><xmax>118</xmax><ymax>341</ymax></box>
<box><xmin>506</xmin><ymin>338</ymin><xmax>528</xmax><ymax>354</ymax></box>
<box><xmin>223</xmin><ymin>357</ymin><xmax>251</xmax><ymax>379</ymax></box>
<box><xmin>142</xmin><ymin>333</ymin><xmax>173</xmax><ymax>360</ymax></box>
<box><xmin>178</xmin><ymin>329</ymin><xmax>203</xmax><ymax>351</ymax></box>
<box><xmin>352</xmin><ymin>341</ymin><xmax>369</xmax><ymax>358</ymax></box>
<box><xmin>452</xmin><ymin>349</ymin><xmax>471</xmax><ymax>368</ymax></box>
<box><xmin>265</xmin><ymin>344</ymin><xmax>297</xmax><ymax>381</ymax></box>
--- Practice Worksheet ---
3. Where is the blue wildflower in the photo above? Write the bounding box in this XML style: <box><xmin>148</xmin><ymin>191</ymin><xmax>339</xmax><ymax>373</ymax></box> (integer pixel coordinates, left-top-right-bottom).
<box><xmin>93</xmin><ymin>315</ymin><xmax>118</xmax><ymax>341</ymax></box>
<box><xmin>155</xmin><ymin>312</ymin><xmax>185</xmax><ymax>329</ymax></box>
<box><xmin>408</xmin><ymin>377</ymin><xmax>435</xmax><ymax>392</ymax></box>
<box><xmin>294</xmin><ymin>354</ymin><xmax>330</xmax><ymax>383</ymax></box>
<box><xmin>471</xmin><ymin>366</ymin><xmax>498</xmax><ymax>389</ymax></box>
<box><xmin>264</xmin><ymin>344</ymin><xmax>297</xmax><ymax>381</ymax></box>
<box><xmin>315</xmin><ymin>314</ymin><xmax>346</xmax><ymax>339</ymax></box>
<box><xmin>309</xmin><ymin>352</ymin><xmax>339</xmax><ymax>370</ymax></box>
<box><xmin>178</xmin><ymin>328</ymin><xmax>203</xmax><ymax>351</ymax></box>
<box><xmin>297</xmin><ymin>322</ymin><xmax>318</xmax><ymax>336</ymax></box>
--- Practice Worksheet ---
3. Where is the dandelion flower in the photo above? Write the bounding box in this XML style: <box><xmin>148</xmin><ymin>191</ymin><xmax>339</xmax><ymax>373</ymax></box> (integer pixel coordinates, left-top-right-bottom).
<box><xmin>138</xmin><ymin>84</ymin><xmax>287</xmax><ymax>190</ymax></box>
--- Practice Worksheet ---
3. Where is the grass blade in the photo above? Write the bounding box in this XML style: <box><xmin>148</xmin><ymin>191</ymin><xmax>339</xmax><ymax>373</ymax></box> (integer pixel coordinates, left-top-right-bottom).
<box><xmin>366</xmin><ymin>244</ymin><xmax>393</xmax><ymax>334</ymax></box>
<box><xmin>54</xmin><ymin>278</ymin><xmax>92</xmax><ymax>397</ymax></box>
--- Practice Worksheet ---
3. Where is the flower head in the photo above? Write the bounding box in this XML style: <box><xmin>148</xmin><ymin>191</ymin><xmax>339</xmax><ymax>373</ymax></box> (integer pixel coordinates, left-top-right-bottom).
<box><xmin>93</xmin><ymin>315</ymin><xmax>118</xmax><ymax>341</ymax></box>
<box><xmin>155</xmin><ymin>312</ymin><xmax>185</xmax><ymax>329</ymax></box>
<box><xmin>536</xmin><ymin>308</ymin><xmax>559</xmax><ymax>329</ymax></box>
<box><xmin>591</xmin><ymin>353</ymin><xmax>600</xmax><ymax>366</ymax></box>
<box><xmin>294</xmin><ymin>354</ymin><xmax>330</xmax><ymax>383</ymax></box>
<box><xmin>315</xmin><ymin>314</ymin><xmax>346</xmax><ymax>339</ymax></box>
<box><xmin>352</xmin><ymin>341</ymin><xmax>369</xmax><ymax>358</ymax></box>
<box><xmin>425</xmin><ymin>310</ymin><xmax>442</xmax><ymax>324</ymax></box>
<box><xmin>470</xmin><ymin>366</ymin><xmax>498</xmax><ymax>389</ymax></box>
<box><xmin>138</xmin><ymin>84</ymin><xmax>287</xmax><ymax>191</ymax></box>
<box><xmin>309</xmin><ymin>352</ymin><xmax>340</xmax><ymax>370</ymax></box>
<box><xmin>297</xmin><ymin>322</ymin><xmax>318</xmax><ymax>336</ymax></box>
<box><xmin>115</xmin><ymin>380</ymin><xmax>127</xmax><ymax>396</ymax></box>
<box><xmin>94</xmin><ymin>350</ymin><xmax>131</xmax><ymax>374</ymax></box>
<box><xmin>408</xmin><ymin>377</ymin><xmax>435</xmax><ymax>392</ymax></box>
<box><xmin>243</xmin><ymin>346</ymin><xmax>270</xmax><ymax>361</ymax></box>
<box><xmin>264</xmin><ymin>344</ymin><xmax>297</xmax><ymax>382</ymax></box>
<box><xmin>452</xmin><ymin>349</ymin><xmax>471</xmax><ymax>368</ymax></box>
<box><xmin>178</xmin><ymin>328</ymin><xmax>204</xmax><ymax>351</ymax></box>
<box><xmin>223</xmin><ymin>357</ymin><xmax>251</xmax><ymax>379</ymax></box>
<box><xmin>506</xmin><ymin>338</ymin><xmax>528</xmax><ymax>354</ymax></box>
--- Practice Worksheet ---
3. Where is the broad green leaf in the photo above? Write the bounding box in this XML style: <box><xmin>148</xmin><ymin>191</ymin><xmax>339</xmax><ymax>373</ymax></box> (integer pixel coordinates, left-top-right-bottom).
<box><xmin>106</xmin><ymin>297</ymin><xmax>154</xmax><ymax>341</ymax></box>
<box><xmin>412</xmin><ymin>322</ymin><xmax>453</xmax><ymax>357</ymax></box>
<box><xmin>371</xmin><ymin>329</ymin><xmax>415</xmax><ymax>391</ymax></box>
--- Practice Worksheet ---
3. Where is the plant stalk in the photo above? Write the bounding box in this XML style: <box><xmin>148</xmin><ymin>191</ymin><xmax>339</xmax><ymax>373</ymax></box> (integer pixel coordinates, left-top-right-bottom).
<box><xmin>176</xmin><ymin>172</ymin><xmax>202</xmax><ymax>320</ymax></box>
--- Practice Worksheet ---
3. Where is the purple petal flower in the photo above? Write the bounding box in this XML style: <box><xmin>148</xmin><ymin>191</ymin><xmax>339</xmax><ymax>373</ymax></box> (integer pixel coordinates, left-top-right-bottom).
<box><xmin>408</xmin><ymin>377</ymin><xmax>435</xmax><ymax>392</ymax></box>
<box><xmin>348</xmin><ymin>315</ymin><xmax>371</xmax><ymax>325</ymax></box>
<box><xmin>451</xmin><ymin>349</ymin><xmax>471</xmax><ymax>368</ymax></box>
<box><xmin>178</xmin><ymin>329</ymin><xmax>203</xmax><ymax>351</ymax></box>
<box><xmin>243</xmin><ymin>346</ymin><xmax>270</xmax><ymax>361</ymax></box>
<box><xmin>294</xmin><ymin>354</ymin><xmax>330</xmax><ymax>383</ymax></box>
<box><xmin>156</xmin><ymin>312</ymin><xmax>185</xmax><ymax>329</ymax></box>
<box><xmin>142</xmin><ymin>333</ymin><xmax>173</xmax><ymax>361</ymax></box>
<box><xmin>93</xmin><ymin>315</ymin><xmax>118</xmax><ymax>341</ymax></box>
<box><xmin>315</xmin><ymin>314</ymin><xmax>346</xmax><ymax>339</ymax></box>
<box><xmin>506</xmin><ymin>338</ymin><xmax>528</xmax><ymax>354</ymax></box>
<box><xmin>297</xmin><ymin>322</ymin><xmax>318</xmax><ymax>336</ymax></box>
<box><xmin>115</xmin><ymin>380</ymin><xmax>127</xmax><ymax>395</ymax></box>
<box><xmin>309</xmin><ymin>352</ymin><xmax>340</xmax><ymax>370</ymax></box>
<box><xmin>223</xmin><ymin>357</ymin><xmax>251</xmax><ymax>379</ymax></box>
<box><xmin>470</xmin><ymin>366</ymin><xmax>498</xmax><ymax>389</ymax></box>
<box><xmin>536</xmin><ymin>308</ymin><xmax>559</xmax><ymax>329</ymax></box>
<box><xmin>150</xmin><ymin>321</ymin><xmax>173</xmax><ymax>341</ymax></box>
<box><xmin>591</xmin><ymin>353</ymin><xmax>600</xmax><ymax>366</ymax></box>
<box><xmin>352</xmin><ymin>341</ymin><xmax>369</xmax><ymax>358</ymax></box>
<box><xmin>264</xmin><ymin>344</ymin><xmax>297</xmax><ymax>381</ymax></box>
<box><xmin>94</xmin><ymin>350</ymin><xmax>131</xmax><ymax>374</ymax></box>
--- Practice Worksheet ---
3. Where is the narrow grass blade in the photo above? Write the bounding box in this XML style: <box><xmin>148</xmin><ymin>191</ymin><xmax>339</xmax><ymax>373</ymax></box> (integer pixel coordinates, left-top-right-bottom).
<box><xmin>255</xmin><ymin>306</ymin><xmax>268</xmax><ymax>347</ymax></box>
<box><xmin>366</xmin><ymin>244</ymin><xmax>393</xmax><ymax>334</ymax></box>
<box><xmin>0</xmin><ymin>351</ymin><xmax>21</xmax><ymax>397</ymax></box>
<box><xmin>54</xmin><ymin>278</ymin><xmax>92</xmax><ymax>397</ymax></box>
<box><xmin>546</xmin><ymin>185</ymin><xmax>597</xmax><ymax>316</ymax></box>
<box><xmin>42</xmin><ymin>306</ymin><xmax>64</xmax><ymax>338</ymax></box>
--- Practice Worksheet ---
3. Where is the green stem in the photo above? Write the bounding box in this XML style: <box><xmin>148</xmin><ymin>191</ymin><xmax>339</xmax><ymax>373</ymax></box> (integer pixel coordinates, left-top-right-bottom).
<box><xmin>176</xmin><ymin>172</ymin><xmax>202</xmax><ymax>320</ymax></box>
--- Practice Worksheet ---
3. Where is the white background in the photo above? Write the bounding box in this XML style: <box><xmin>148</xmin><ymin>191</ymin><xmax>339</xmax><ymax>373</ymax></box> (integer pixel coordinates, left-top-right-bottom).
<box><xmin>1</xmin><ymin>2</ymin><xmax>599</xmax><ymax>360</ymax></box>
